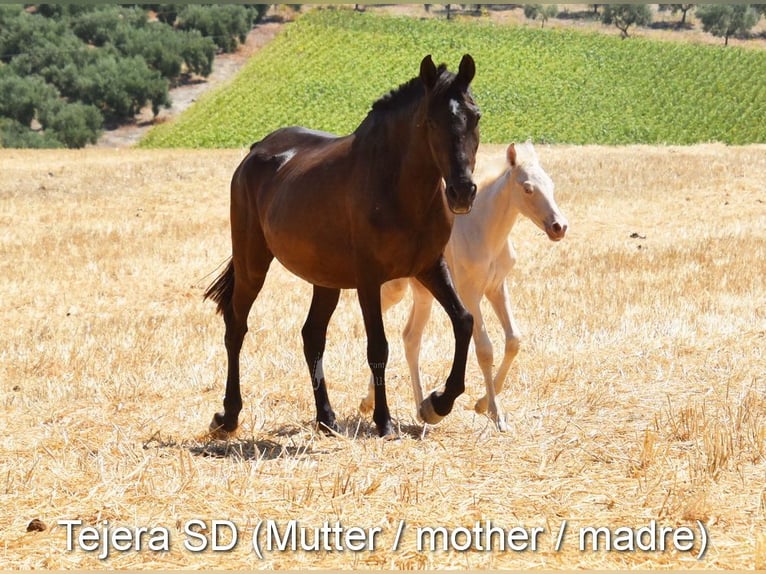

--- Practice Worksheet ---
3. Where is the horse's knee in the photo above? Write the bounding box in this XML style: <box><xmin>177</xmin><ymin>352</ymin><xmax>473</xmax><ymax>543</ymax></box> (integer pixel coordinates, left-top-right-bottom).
<box><xmin>475</xmin><ymin>339</ymin><xmax>493</xmax><ymax>368</ymax></box>
<box><xmin>455</xmin><ymin>310</ymin><xmax>473</xmax><ymax>342</ymax></box>
<box><xmin>505</xmin><ymin>335</ymin><xmax>521</xmax><ymax>359</ymax></box>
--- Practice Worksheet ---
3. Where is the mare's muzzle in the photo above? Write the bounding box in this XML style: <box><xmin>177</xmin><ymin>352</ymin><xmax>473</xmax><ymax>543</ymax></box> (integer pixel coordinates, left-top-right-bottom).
<box><xmin>446</xmin><ymin>180</ymin><xmax>477</xmax><ymax>215</ymax></box>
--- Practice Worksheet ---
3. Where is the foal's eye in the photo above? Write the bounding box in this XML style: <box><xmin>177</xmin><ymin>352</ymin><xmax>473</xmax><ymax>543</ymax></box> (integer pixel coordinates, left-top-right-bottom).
<box><xmin>523</xmin><ymin>183</ymin><xmax>535</xmax><ymax>195</ymax></box>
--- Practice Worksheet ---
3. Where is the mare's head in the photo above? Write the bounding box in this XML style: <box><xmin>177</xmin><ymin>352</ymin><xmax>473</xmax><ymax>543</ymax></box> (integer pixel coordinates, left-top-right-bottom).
<box><xmin>418</xmin><ymin>54</ymin><xmax>481</xmax><ymax>214</ymax></box>
<box><xmin>507</xmin><ymin>142</ymin><xmax>567</xmax><ymax>241</ymax></box>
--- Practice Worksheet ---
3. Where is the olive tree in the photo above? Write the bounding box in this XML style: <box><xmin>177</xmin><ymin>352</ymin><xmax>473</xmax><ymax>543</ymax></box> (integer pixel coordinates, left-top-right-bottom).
<box><xmin>600</xmin><ymin>4</ymin><xmax>652</xmax><ymax>38</ymax></box>
<box><xmin>696</xmin><ymin>4</ymin><xmax>760</xmax><ymax>46</ymax></box>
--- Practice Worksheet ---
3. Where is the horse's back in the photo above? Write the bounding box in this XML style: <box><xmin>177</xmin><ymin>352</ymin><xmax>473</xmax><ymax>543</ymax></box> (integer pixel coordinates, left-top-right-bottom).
<box><xmin>231</xmin><ymin>126</ymin><xmax>360</xmax><ymax>288</ymax></box>
<box><xmin>250</xmin><ymin>126</ymin><xmax>339</xmax><ymax>153</ymax></box>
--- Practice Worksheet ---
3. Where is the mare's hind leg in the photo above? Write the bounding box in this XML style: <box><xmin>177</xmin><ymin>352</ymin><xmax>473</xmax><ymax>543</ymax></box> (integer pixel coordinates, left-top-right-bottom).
<box><xmin>416</xmin><ymin>258</ymin><xmax>473</xmax><ymax>425</ymax></box>
<box><xmin>210</xmin><ymin>260</ymin><xmax>271</xmax><ymax>436</ymax></box>
<box><xmin>302</xmin><ymin>286</ymin><xmax>341</xmax><ymax>433</ymax></box>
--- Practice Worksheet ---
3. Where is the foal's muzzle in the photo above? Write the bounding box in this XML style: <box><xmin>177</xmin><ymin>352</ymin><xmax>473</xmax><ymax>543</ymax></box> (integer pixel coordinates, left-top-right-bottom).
<box><xmin>446</xmin><ymin>181</ymin><xmax>477</xmax><ymax>215</ymax></box>
<box><xmin>545</xmin><ymin>217</ymin><xmax>569</xmax><ymax>241</ymax></box>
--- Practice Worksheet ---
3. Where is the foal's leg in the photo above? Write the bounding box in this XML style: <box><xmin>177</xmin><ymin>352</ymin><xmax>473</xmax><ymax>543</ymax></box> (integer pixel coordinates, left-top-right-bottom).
<box><xmin>483</xmin><ymin>281</ymin><xmax>521</xmax><ymax>411</ymax></box>
<box><xmin>302</xmin><ymin>285</ymin><xmax>341</xmax><ymax>433</ymax></box>
<box><xmin>461</xmin><ymin>287</ymin><xmax>509</xmax><ymax>432</ymax></box>
<box><xmin>402</xmin><ymin>280</ymin><xmax>434</xmax><ymax>421</ymax></box>
<box><xmin>359</xmin><ymin>278</ymin><xmax>408</xmax><ymax>416</ymax></box>
<box><xmin>416</xmin><ymin>258</ymin><xmax>473</xmax><ymax>425</ymax></box>
<box><xmin>357</xmin><ymin>283</ymin><xmax>395</xmax><ymax>438</ymax></box>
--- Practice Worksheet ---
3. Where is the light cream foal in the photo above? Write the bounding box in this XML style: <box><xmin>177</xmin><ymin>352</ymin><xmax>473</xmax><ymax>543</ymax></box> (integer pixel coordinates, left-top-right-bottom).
<box><xmin>360</xmin><ymin>142</ymin><xmax>568</xmax><ymax>431</ymax></box>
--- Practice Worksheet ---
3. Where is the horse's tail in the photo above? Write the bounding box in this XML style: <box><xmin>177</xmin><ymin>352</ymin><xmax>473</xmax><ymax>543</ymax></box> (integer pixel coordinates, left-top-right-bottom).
<box><xmin>204</xmin><ymin>259</ymin><xmax>235</xmax><ymax>315</ymax></box>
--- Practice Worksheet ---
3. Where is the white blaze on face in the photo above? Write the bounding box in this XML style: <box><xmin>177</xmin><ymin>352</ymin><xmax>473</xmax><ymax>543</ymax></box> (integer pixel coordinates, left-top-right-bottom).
<box><xmin>449</xmin><ymin>99</ymin><xmax>461</xmax><ymax>117</ymax></box>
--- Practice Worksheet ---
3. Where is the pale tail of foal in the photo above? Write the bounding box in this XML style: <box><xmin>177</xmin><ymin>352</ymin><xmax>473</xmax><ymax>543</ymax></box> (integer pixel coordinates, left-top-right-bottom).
<box><xmin>360</xmin><ymin>141</ymin><xmax>568</xmax><ymax>431</ymax></box>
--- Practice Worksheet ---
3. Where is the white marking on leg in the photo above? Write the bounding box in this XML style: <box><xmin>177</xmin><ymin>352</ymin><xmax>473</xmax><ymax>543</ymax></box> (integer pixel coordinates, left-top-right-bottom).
<box><xmin>313</xmin><ymin>356</ymin><xmax>324</xmax><ymax>390</ymax></box>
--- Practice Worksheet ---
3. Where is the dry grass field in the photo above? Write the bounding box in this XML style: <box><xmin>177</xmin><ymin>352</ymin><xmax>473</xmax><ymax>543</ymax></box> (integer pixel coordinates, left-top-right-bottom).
<box><xmin>1</xmin><ymin>145</ymin><xmax>764</xmax><ymax>570</ymax></box>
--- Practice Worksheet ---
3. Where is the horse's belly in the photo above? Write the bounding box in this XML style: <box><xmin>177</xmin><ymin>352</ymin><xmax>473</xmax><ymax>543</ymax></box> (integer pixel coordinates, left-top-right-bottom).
<box><xmin>275</xmin><ymin>252</ymin><xmax>357</xmax><ymax>289</ymax></box>
<box><xmin>265</xmin><ymin>227</ymin><xmax>357</xmax><ymax>289</ymax></box>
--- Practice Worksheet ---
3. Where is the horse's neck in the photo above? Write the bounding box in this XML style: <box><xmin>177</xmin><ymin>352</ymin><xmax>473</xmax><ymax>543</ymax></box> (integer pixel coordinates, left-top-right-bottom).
<box><xmin>357</xmin><ymin>105</ymin><xmax>443</xmax><ymax>202</ymax></box>
<box><xmin>462</xmin><ymin>168</ymin><xmax>520</xmax><ymax>251</ymax></box>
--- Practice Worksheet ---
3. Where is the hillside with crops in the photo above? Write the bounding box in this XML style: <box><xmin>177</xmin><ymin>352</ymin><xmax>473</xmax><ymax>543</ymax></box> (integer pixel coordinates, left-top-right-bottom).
<box><xmin>140</xmin><ymin>8</ymin><xmax>766</xmax><ymax>147</ymax></box>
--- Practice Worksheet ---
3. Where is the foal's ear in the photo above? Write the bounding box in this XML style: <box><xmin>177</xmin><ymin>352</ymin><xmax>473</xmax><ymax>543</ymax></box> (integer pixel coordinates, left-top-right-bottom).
<box><xmin>420</xmin><ymin>54</ymin><xmax>438</xmax><ymax>90</ymax></box>
<box><xmin>456</xmin><ymin>54</ymin><xmax>476</xmax><ymax>88</ymax></box>
<box><xmin>507</xmin><ymin>143</ymin><xmax>517</xmax><ymax>167</ymax></box>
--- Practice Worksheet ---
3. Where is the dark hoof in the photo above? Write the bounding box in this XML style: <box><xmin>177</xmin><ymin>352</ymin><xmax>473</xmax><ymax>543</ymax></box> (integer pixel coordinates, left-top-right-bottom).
<box><xmin>377</xmin><ymin>420</ymin><xmax>398</xmax><ymax>440</ymax></box>
<box><xmin>316</xmin><ymin>419</ymin><xmax>340</xmax><ymax>436</ymax></box>
<box><xmin>419</xmin><ymin>395</ymin><xmax>446</xmax><ymax>425</ymax></box>
<box><xmin>209</xmin><ymin>412</ymin><xmax>238</xmax><ymax>439</ymax></box>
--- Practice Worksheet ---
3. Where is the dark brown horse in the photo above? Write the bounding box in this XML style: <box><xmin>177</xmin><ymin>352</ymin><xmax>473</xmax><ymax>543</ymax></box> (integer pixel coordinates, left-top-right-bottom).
<box><xmin>204</xmin><ymin>54</ymin><xmax>481</xmax><ymax>438</ymax></box>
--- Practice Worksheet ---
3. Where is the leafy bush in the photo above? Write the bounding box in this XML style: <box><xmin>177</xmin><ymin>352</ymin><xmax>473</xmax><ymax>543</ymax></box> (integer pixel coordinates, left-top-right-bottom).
<box><xmin>524</xmin><ymin>5</ymin><xmax>558</xmax><ymax>28</ymax></box>
<box><xmin>696</xmin><ymin>4</ymin><xmax>760</xmax><ymax>46</ymax></box>
<box><xmin>0</xmin><ymin>70</ymin><xmax>57</xmax><ymax>126</ymax></box>
<box><xmin>176</xmin><ymin>5</ymin><xmax>255</xmax><ymax>53</ymax></box>
<box><xmin>69</xmin><ymin>6</ymin><xmax>148</xmax><ymax>47</ymax></box>
<box><xmin>77</xmin><ymin>55</ymin><xmax>169</xmax><ymax>119</ymax></box>
<box><xmin>38</xmin><ymin>100</ymin><xmax>102</xmax><ymax>148</ymax></box>
<box><xmin>600</xmin><ymin>4</ymin><xmax>652</xmax><ymax>38</ymax></box>
<box><xmin>0</xmin><ymin>4</ymin><xmax>254</xmax><ymax>148</ymax></box>
<box><xmin>0</xmin><ymin>118</ymin><xmax>64</xmax><ymax>148</ymax></box>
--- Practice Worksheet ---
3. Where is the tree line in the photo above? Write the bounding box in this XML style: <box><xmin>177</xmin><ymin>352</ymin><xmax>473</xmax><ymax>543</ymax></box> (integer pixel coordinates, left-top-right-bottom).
<box><xmin>440</xmin><ymin>4</ymin><xmax>766</xmax><ymax>44</ymax></box>
<box><xmin>0</xmin><ymin>4</ymin><xmax>273</xmax><ymax>148</ymax></box>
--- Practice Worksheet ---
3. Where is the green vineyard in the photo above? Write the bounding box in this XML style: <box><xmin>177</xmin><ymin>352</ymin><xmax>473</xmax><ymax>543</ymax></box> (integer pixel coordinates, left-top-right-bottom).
<box><xmin>141</xmin><ymin>8</ymin><xmax>766</xmax><ymax>147</ymax></box>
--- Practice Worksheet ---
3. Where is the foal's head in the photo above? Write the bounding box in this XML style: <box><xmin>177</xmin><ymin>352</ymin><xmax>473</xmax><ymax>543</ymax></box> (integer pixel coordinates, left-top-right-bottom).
<box><xmin>508</xmin><ymin>142</ymin><xmax>568</xmax><ymax>241</ymax></box>
<box><xmin>418</xmin><ymin>54</ymin><xmax>481</xmax><ymax>215</ymax></box>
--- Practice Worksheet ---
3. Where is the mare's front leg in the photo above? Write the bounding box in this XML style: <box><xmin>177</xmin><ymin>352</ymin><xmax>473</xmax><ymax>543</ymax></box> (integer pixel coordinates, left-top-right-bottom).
<box><xmin>357</xmin><ymin>282</ymin><xmax>396</xmax><ymax>438</ymax></box>
<box><xmin>302</xmin><ymin>285</ymin><xmax>341</xmax><ymax>433</ymax></box>
<box><xmin>359</xmin><ymin>278</ymin><xmax>408</xmax><ymax>417</ymax></box>
<box><xmin>416</xmin><ymin>257</ymin><xmax>473</xmax><ymax>425</ymax></box>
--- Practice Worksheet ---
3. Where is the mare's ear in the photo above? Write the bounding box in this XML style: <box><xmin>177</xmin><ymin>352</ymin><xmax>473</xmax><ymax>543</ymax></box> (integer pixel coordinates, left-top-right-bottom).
<box><xmin>456</xmin><ymin>54</ymin><xmax>476</xmax><ymax>88</ymax></box>
<box><xmin>507</xmin><ymin>143</ymin><xmax>517</xmax><ymax>167</ymax></box>
<box><xmin>420</xmin><ymin>54</ymin><xmax>438</xmax><ymax>90</ymax></box>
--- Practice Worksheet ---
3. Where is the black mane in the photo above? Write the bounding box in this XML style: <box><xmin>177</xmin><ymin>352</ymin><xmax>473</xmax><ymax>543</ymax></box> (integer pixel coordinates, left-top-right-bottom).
<box><xmin>370</xmin><ymin>64</ymin><xmax>455</xmax><ymax>112</ymax></box>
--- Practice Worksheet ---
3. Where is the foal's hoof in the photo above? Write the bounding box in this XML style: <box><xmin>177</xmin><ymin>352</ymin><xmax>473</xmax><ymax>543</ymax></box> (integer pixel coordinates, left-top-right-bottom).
<box><xmin>419</xmin><ymin>396</ymin><xmax>445</xmax><ymax>425</ymax></box>
<box><xmin>474</xmin><ymin>396</ymin><xmax>489</xmax><ymax>414</ymax></box>
<box><xmin>358</xmin><ymin>397</ymin><xmax>373</xmax><ymax>416</ymax></box>
<box><xmin>493</xmin><ymin>416</ymin><xmax>509</xmax><ymax>433</ymax></box>
<box><xmin>208</xmin><ymin>412</ymin><xmax>238</xmax><ymax>439</ymax></box>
